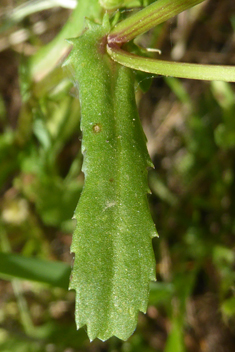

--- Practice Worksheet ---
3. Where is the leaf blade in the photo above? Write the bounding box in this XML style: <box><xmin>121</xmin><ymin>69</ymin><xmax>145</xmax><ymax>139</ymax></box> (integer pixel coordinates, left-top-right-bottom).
<box><xmin>64</xmin><ymin>18</ymin><xmax>157</xmax><ymax>341</ymax></box>
<box><xmin>0</xmin><ymin>252</ymin><xmax>70</xmax><ymax>289</ymax></box>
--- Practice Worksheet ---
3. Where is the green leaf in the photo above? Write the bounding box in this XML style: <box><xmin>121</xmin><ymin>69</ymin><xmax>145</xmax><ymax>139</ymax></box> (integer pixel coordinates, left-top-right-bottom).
<box><xmin>28</xmin><ymin>0</ymin><xmax>102</xmax><ymax>81</ymax></box>
<box><xmin>149</xmin><ymin>282</ymin><xmax>174</xmax><ymax>305</ymax></box>
<box><xmin>0</xmin><ymin>252</ymin><xmax>70</xmax><ymax>289</ymax></box>
<box><xmin>64</xmin><ymin>16</ymin><xmax>157</xmax><ymax>341</ymax></box>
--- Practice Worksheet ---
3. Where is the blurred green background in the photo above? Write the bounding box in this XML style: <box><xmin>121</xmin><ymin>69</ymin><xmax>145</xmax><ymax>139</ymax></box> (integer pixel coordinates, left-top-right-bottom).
<box><xmin>0</xmin><ymin>0</ymin><xmax>235</xmax><ymax>351</ymax></box>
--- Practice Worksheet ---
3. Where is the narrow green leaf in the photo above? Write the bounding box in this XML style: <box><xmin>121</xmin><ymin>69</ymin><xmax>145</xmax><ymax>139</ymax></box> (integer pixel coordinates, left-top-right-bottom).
<box><xmin>5</xmin><ymin>0</ymin><xmax>77</xmax><ymax>27</ymax></box>
<box><xmin>107</xmin><ymin>46</ymin><xmax>235</xmax><ymax>82</ymax></box>
<box><xmin>0</xmin><ymin>252</ymin><xmax>70</xmax><ymax>289</ymax></box>
<box><xmin>28</xmin><ymin>0</ymin><xmax>102</xmax><ymax>81</ymax></box>
<box><xmin>64</xmin><ymin>16</ymin><xmax>157</xmax><ymax>341</ymax></box>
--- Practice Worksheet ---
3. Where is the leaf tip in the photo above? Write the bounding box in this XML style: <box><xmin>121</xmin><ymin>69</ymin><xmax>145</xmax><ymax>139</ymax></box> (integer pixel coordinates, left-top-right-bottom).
<box><xmin>85</xmin><ymin>18</ymin><xmax>98</xmax><ymax>31</ymax></box>
<box><xmin>102</xmin><ymin>12</ymin><xmax>111</xmax><ymax>31</ymax></box>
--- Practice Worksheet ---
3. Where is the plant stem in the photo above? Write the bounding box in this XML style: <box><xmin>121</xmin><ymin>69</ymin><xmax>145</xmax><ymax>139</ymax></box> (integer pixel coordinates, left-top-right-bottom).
<box><xmin>107</xmin><ymin>46</ymin><xmax>235</xmax><ymax>82</ymax></box>
<box><xmin>108</xmin><ymin>0</ymin><xmax>204</xmax><ymax>44</ymax></box>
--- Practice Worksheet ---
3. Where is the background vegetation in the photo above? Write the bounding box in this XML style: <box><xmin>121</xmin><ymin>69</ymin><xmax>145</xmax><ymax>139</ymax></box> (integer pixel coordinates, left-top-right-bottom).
<box><xmin>0</xmin><ymin>0</ymin><xmax>235</xmax><ymax>351</ymax></box>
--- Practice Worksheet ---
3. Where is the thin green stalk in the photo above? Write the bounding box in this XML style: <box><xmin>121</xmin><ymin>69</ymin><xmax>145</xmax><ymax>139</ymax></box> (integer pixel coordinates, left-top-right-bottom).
<box><xmin>107</xmin><ymin>46</ymin><xmax>235</xmax><ymax>82</ymax></box>
<box><xmin>8</xmin><ymin>0</ymin><xmax>76</xmax><ymax>25</ymax></box>
<box><xmin>108</xmin><ymin>0</ymin><xmax>204</xmax><ymax>44</ymax></box>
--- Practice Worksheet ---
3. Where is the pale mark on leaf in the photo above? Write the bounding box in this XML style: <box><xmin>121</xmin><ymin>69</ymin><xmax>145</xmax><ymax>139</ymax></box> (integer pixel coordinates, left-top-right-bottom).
<box><xmin>103</xmin><ymin>201</ymin><xmax>116</xmax><ymax>211</ymax></box>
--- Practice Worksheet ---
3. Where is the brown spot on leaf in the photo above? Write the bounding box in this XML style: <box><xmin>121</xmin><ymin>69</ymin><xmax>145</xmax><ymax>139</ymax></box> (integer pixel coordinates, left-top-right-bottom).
<box><xmin>92</xmin><ymin>123</ymin><xmax>102</xmax><ymax>133</ymax></box>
